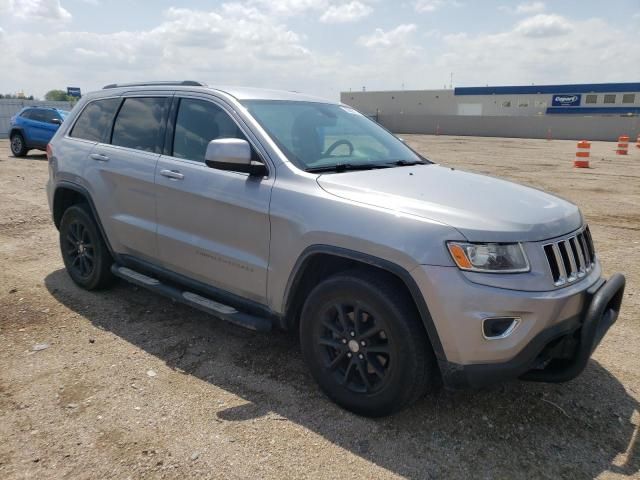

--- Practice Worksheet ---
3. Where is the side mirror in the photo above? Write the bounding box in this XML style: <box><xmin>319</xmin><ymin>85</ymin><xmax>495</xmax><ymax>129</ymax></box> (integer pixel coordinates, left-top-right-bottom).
<box><xmin>204</xmin><ymin>138</ymin><xmax>266</xmax><ymax>176</ymax></box>
<box><xmin>51</xmin><ymin>118</ymin><xmax>62</xmax><ymax>125</ymax></box>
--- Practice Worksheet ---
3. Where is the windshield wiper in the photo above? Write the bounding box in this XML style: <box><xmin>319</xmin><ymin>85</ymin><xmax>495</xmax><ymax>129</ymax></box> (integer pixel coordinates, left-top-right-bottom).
<box><xmin>386</xmin><ymin>159</ymin><xmax>430</xmax><ymax>167</ymax></box>
<box><xmin>305</xmin><ymin>163</ymin><xmax>391</xmax><ymax>173</ymax></box>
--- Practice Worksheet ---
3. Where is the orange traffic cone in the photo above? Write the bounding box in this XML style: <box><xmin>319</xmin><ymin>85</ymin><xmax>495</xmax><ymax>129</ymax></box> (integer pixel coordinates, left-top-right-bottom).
<box><xmin>574</xmin><ymin>140</ymin><xmax>590</xmax><ymax>168</ymax></box>
<box><xmin>616</xmin><ymin>135</ymin><xmax>629</xmax><ymax>155</ymax></box>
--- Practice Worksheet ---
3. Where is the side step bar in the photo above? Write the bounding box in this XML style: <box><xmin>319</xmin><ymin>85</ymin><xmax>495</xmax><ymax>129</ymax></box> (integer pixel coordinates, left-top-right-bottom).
<box><xmin>111</xmin><ymin>265</ymin><xmax>272</xmax><ymax>332</ymax></box>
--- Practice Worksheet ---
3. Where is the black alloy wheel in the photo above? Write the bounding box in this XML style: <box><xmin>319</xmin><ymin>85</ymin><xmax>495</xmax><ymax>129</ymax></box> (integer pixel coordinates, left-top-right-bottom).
<box><xmin>318</xmin><ymin>302</ymin><xmax>392</xmax><ymax>394</ymax></box>
<box><xmin>59</xmin><ymin>204</ymin><xmax>115</xmax><ymax>290</ymax></box>
<box><xmin>63</xmin><ymin>220</ymin><xmax>95</xmax><ymax>279</ymax></box>
<box><xmin>10</xmin><ymin>133</ymin><xmax>28</xmax><ymax>157</ymax></box>
<box><xmin>300</xmin><ymin>271</ymin><xmax>438</xmax><ymax>417</ymax></box>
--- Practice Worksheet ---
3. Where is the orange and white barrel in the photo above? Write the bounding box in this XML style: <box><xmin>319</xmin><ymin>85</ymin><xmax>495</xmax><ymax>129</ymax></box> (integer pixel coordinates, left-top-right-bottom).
<box><xmin>574</xmin><ymin>140</ymin><xmax>590</xmax><ymax>168</ymax></box>
<box><xmin>616</xmin><ymin>135</ymin><xmax>629</xmax><ymax>155</ymax></box>
<box><xmin>636</xmin><ymin>134</ymin><xmax>640</xmax><ymax>149</ymax></box>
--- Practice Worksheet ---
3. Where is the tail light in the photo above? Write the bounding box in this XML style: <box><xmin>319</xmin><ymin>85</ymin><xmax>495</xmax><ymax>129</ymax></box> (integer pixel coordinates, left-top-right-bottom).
<box><xmin>46</xmin><ymin>143</ymin><xmax>53</xmax><ymax>162</ymax></box>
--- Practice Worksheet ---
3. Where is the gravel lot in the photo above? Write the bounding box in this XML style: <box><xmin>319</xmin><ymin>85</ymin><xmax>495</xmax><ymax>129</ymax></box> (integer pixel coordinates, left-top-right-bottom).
<box><xmin>0</xmin><ymin>135</ymin><xmax>638</xmax><ymax>479</ymax></box>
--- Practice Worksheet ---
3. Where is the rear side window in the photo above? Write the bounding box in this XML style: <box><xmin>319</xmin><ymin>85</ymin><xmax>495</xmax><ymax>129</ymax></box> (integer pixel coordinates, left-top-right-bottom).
<box><xmin>172</xmin><ymin>98</ymin><xmax>245</xmax><ymax>162</ymax></box>
<box><xmin>70</xmin><ymin>98</ymin><xmax>120</xmax><ymax>142</ymax></box>
<box><xmin>112</xmin><ymin>97</ymin><xmax>169</xmax><ymax>153</ymax></box>
<box><xmin>30</xmin><ymin>110</ymin><xmax>50</xmax><ymax>122</ymax></box>
<box><xmin>20</xmin><ymin>109</ymin><xmax>34</xmax><ymax>119</ymax></box>
<box><xmin>30</xmin><ymin>109</ymin><xmax>59</xmax><ymax>124</ymax></box>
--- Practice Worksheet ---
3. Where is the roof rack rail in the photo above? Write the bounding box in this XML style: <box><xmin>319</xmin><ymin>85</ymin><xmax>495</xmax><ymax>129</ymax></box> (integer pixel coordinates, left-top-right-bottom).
<box><xmin>103</xmin><ymin>80</ymin><xmax>207</xmax><ymax>89</ymax></box>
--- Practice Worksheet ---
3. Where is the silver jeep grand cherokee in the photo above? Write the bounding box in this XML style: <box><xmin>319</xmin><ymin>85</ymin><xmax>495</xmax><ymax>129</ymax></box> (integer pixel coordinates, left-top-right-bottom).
<box><xmin>46</xmin><ymin>81</ymin><xmax>625</xmax><ymax>417</ymax></box>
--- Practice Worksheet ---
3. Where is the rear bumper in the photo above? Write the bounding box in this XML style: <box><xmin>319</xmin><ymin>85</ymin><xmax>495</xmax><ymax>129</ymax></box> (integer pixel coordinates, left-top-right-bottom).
<box><xmin>441</xmin><ymin>273</ymin><xmax>626</xmax><ymax>388</ymax></box>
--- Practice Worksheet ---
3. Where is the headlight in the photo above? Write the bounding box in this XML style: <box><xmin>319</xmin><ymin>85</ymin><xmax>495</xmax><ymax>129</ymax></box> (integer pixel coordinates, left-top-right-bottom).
<box><xmin>447</xmin><ymin>242</ymin><xmax>529</xmax><ymax>273</ymax></box>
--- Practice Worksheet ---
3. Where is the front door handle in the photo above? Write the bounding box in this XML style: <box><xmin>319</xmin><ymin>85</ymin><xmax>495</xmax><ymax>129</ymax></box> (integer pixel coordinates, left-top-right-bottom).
<box><xmin>89</xmin><ymin>153</ymin><xmax>110</xmax><ymax>162</ymax></box>
<box><xmin>159</xmin><ymin>169</ymin><xmax>184</xmax><ymax>180</ymax></box>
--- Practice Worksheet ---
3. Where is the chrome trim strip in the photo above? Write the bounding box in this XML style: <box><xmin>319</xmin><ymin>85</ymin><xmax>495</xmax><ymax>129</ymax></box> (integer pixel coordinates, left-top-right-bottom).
<box><xmin>580</xmin><ymin>233</ymin><xmax>592</xmax><ymax>266</ymax></box>
<box><xmin>572</xmin><ymin>237</ymin><xmax>587</xmax><ymax>277</ymax></box>
<box><xmin>482</xmin><ymin>317</ymin><xmax>521</xmax><ymax>340</ymax></box>
<box><xmin>552</xmin><ymin>243</ymin><xmax>567</xmax><ymax>285</ymax></box>
<box><xmin>564</xmin><ymin>239</ymin><xmax>578</xmax><ymax>281</ymax></box>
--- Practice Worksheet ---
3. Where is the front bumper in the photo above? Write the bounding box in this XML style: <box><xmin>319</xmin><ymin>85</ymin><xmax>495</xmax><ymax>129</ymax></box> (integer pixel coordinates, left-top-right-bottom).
<box><xmin>440</xmin><ymin>273</ymin><xmax>626</xmax><ymax>388</ymax></box>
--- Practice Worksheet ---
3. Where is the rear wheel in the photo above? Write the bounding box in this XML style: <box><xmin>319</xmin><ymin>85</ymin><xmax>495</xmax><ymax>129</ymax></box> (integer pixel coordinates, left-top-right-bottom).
<box><xmin>10</xmin><ymin>133</ymin><xmax>28</xmax><ymax>157</ymax></box>
<box><xmin>300</xmin><ymin>270</ymin><xmax>437</xmax><ymax>417</ymax></box>
<box><xmin>59</xmin><ymin>204</ymin><xmax>115</xmax><ymax>290</ymax></box>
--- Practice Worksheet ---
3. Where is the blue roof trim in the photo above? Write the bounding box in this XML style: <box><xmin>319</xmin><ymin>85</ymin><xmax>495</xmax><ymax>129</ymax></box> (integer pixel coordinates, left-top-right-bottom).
<box><xmin>546</xmin><ymin>106</ymin><xmax>640</xmax><ymax>115</ymax></box>
<box><xmin>455</xmin><ymin>83</ymin><xmax>640</xmax><ymax>96</ymax></box>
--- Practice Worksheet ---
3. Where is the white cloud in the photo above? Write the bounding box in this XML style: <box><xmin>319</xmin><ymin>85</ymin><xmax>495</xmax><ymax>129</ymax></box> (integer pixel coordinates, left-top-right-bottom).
<box><xmin>514</xmin><ymin>14</ymin><xmax>572</xmax><ymax>37</ymax></box>
<box><xmin>249</xmin><ymin>0</ymin><xmax>328</xmax><ymax>16</ymax></box>
<box><xmin>435</xmin><ymin>15</ymin><xmax>639</xmax><ymax>87</ymax></box>
<box><xmin>358</xmin><ymin>23</ymin><xmax>417</xmax><ymax>48</ymax></box>
<box><xmin>346</xmin><ymin>12</ymin><xmax>639</xmax><ymax>94</ymax></box>
<box><xmin>0</xmin><ymin>1</ymin><xmax>637</xmax><ymax>101</ymax></box>
<box><xmin>0</xmin><ymin>4</ymin><xmax>335</xmax><ymax>99</ymax></box>
<box><xmin>499</xmin><ymin>2</ymin><xmax>546</xmax><ymax>15</ymax></box>
<box><xmin>413</xmin><ymin>0</ymin><xmax>443</xmax><ymax>13</ymax></box>
<box><xmin>250</xmin><ymin>0</ymin><xmax>374</xmax><ymax>23</ymax></box>
<box><xmin>413</xmin><ymin>0</ymin><xmax>461</xmax><ymax>13</ymax></box>
<box><xmin>320</xmin><ymin>1</ymin><xmax>372</xmax><ymax>23</ymax></box>
<box><xmin>5</xmin><ymin>0</ymin><xmax>71</xmax><ymax>21</ymax></box>
<box><xmin>515</xmin><ymin>1</ymin><xmax>545</xmax><ymax>14</ymax></box>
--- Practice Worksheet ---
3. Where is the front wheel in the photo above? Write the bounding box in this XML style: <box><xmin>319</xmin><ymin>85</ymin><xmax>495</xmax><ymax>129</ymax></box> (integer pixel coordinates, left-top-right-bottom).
<box><xmin>59</xmin><ymin>204</ymin><xmax>115</xmax><ymax>290</ymax></box>
<box><xmin>10</xmin><ymin>133</ymin><xmax>28</xmax><ymax>157</ymax></box>
<box><xmin>300</xmin><ymin>271</ymin><xmax>438</xmax><ymax>417</ymax></box>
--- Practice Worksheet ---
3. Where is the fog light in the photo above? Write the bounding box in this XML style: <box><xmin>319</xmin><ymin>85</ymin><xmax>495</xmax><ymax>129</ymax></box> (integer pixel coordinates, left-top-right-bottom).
<box><xmin>482</xmin><ymin>317</ymin><xmax>520</xmax><ymax>340</ymax></box>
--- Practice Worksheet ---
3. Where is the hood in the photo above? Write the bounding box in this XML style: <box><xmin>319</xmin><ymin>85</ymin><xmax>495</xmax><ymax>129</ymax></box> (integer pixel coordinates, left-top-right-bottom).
<box><xmin>317</xmin><ymin>164</ymin><xmax>582</xmax><ymax>242</ymax></box>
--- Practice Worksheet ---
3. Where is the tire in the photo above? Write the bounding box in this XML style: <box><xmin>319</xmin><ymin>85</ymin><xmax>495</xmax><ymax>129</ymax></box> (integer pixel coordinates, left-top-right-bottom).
<box><xmin>10</xmin><ymin>132</ymin><xmax>28</xmax><ymax>157</ymax></box>
<box><xmin>59</xmin><ymin>204</ymin><xmax>115</xmax><ymax>290</ymax></box>
<box><xmin>300</xmin><ymin>270</ymin><xmax>437</xmax><ymax>417</ymax></box>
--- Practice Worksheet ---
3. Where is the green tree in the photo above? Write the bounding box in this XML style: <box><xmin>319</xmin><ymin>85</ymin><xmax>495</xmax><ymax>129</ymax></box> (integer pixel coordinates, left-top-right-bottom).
<box><xmin>45</xmin><ymin>89</ymin><xmax>72</xmax><ymax>101</ymax></box>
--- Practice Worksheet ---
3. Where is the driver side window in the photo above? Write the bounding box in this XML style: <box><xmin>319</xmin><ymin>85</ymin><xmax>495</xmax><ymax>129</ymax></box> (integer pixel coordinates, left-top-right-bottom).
<box><xmin>173</xmin><ymin>98</ymin><xmax>246</xmax><ymax>163</ymax></box>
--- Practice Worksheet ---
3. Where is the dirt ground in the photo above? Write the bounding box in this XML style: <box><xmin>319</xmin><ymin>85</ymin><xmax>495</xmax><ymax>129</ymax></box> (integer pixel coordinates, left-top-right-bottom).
<box><xmin>0</xmin><ymin>135</ymin><xmax>639</xmax><ymax>480</ymax></box>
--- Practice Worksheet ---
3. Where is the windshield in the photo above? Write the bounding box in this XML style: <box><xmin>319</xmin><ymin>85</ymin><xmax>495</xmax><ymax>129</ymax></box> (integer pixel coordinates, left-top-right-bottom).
<box><xmin>241</xmin><ymin>100</ymin><xmax>429</xmax><ymax>172</ymax></box>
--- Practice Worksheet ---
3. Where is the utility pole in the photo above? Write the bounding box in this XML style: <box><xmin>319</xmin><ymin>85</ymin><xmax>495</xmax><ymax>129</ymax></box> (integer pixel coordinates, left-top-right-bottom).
<box><xmin>450</xmin><ymin>72</ymin><xmax>453</xmax><ymax>89</ymax></box>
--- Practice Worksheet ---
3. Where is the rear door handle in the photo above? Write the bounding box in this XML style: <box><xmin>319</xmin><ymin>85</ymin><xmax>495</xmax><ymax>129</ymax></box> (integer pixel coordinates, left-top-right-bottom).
<box><xmin>159</xmin><ymin>169</ymin><xmax>184</xmax><ymax>180</ymax></box>
<box><xmin>89</xmin><ymin>153</ymin><xmax>110</xmax><ymax>162</ymax></box>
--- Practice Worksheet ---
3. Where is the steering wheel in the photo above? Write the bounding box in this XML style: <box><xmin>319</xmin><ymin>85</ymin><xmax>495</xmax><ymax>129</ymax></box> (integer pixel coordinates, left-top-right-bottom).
<box><xmin>324</xmin><ymin>139</ymin><xmax>354</xmax><ymax>157</ymax></box>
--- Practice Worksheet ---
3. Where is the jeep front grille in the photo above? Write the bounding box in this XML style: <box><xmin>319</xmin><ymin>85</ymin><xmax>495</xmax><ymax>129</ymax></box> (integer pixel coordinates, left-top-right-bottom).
<box><xmin>543</xmin><ymin>226</ymin><xmax>595</xmax><ymax>286</ymax></box>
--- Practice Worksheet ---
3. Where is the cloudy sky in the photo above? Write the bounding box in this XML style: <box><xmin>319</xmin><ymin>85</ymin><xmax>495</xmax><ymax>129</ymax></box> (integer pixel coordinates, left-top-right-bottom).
<box><xmin>1</xmin><ymin>0</ymin><xmax>639</xmax><ymax>100</ymax></box>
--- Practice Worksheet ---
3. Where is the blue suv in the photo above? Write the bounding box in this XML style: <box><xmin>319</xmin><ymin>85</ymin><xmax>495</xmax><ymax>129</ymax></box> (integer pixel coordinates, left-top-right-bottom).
<box><xmin>9</xmin><ymin>107</ymin><xmax>68</xmax><ymax>157</ymax></box>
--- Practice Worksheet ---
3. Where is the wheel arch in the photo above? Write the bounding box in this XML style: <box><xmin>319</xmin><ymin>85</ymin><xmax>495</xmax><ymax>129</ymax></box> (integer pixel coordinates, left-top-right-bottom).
<box><xmin>9</xmin><ymin>127</ymin><xmax>27</xmax><ymax>144</ymax></box>
<box><xmin>283</xmin><ymin>245</ymin><xmax>446</xmax><ymax>362</ymax></box>
<box><xmin>52</xmin><ymin>182</ymin><xmax>115</xmax><ymax>256</ymax></box>
<box><xmin>9</xmin><ymin>126</ymin><xmax>25</xmax><ymax>137</ymax></box>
